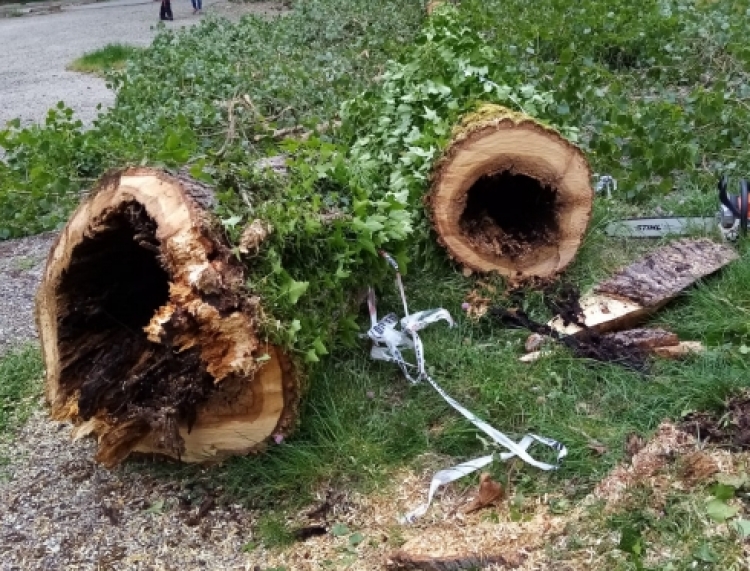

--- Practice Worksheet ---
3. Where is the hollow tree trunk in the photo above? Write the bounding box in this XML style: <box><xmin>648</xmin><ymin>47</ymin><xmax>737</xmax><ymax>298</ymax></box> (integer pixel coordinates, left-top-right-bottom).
<box><xmin>36</xmin><ymin>168</ymin><xmax>299</xmax><ymax>468</ymax></box>
<box><xmin>429</xmin><ymin>105</ymin><xmax>593</xmax><ymax>280</ymax></box>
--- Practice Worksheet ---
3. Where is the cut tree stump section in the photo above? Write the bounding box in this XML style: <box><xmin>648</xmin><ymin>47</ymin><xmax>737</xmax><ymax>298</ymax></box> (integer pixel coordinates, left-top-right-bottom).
<box><xmin>549</xmin><ymin>238</ymin><xmax>738</xmax><ymax>335</ymax></box>
<box><xmin>429</xmin><ymin>105</ymin><xmax>593</xmax><ymax>280</ymax></box>
<box><xmin>36</xmin><ymin>168</ymin><xmax>299</xmax><ymax>467</ymax></box>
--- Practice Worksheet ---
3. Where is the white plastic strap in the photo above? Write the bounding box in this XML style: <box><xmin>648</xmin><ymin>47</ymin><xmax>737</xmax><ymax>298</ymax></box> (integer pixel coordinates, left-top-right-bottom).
<box><xmin>367</xmin><ymin>251</ymin><xmax>567</xmax><ymax>521</ymax></box>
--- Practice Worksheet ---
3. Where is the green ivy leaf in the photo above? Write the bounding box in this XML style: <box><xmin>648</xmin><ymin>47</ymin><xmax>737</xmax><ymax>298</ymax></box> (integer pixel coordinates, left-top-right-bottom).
<box><xmin>331</xmin><ymin>523</ymin><xmax>350</xmax><ymax>537</ymax></box>
<box><xmin>732</xmin><ymin>519</ymin><xmax>750</xmax><ymax>538</ymax></box>
<box><xmin>145</xmin><ymin>499</ymin><xmax>165</xmax><ymax>514</ymax></box>
<box><xmin>285</xmin><ymin>279</ymin><xmax>309</xmax><ymax>305</ymax></box>
<box><xmin>710</xmin><ymin>483</ymin><xmax>737</xmax><ymax>501</ymax></box>
<box><xmin>693</xmin><ymin>542</ymin><xmax>717</xmax><ymax>563</ymax></box>
<box><xmin>705</xmin><ymin>498</ymin><xmax>738</xmax><ymax>522</ymax></box>
<box><xmin>312</xmin><ymin>338</ymin><xmax>328</xmax><ymax>356</ymax></box>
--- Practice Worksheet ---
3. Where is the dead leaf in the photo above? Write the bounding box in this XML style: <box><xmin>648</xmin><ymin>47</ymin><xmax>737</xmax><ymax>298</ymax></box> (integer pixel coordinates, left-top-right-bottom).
<box><xmin>680</xmin><ymin>451</ymin><xmax>719</xmax><ymax>486</ymax></box>
<box><xmin>624</xmin><ymin>432</ymin><xmax>645</xmax><ymax>460</ymax></box>
<box><xmin>239</xmin><ymin>220</ymin><xmax>271</xmax><ymax>255</ymax></box>
<box><xmin>186</xmin><ymin>496</ymin><xmax>215</xmax><ymax>526</ymax></box>
<box><xmin>463</xmin><ymin>473</ymin><xmax>503</xmax><ymax>514</ymax></box>
<box><xmin>464</xmin><ymin>289</ymin><xmax>490</xmax><ymax>320</ymax></box>
<box><xmin>587</xmin><ymin>441</ymin><xmax>608</xmax><ymax>456</ymax></box>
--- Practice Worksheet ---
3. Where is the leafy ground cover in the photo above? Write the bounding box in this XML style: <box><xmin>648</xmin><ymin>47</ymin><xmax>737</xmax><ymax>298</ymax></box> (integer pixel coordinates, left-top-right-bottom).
<box><xmin>0</xmin><ymin>345</ymin><xmax>42</xmax><ymax>453</ymax></box>
<box><xmin>2</xmin><ymin>0</ymin><xmax>750</xmax><ymax>569</ymax></box>
<box><xmin>67</xmin><ymin>43</ymin><xmax>143</xmax><ymax>75</ymax></box>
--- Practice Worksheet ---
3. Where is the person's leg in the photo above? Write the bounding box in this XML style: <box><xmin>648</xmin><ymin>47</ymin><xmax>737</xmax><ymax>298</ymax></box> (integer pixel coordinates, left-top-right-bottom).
<box><xmin>191</xmin><ymin>0</ymin><xmax>197</xmax><ymax>13</ymax></box>
<box><xmin>196</xmin><ymin>0</ymin><xmax>202</xmax><ymax>13</ymax></box>
<box><xmin>165</xmin><ymin>0</ymin><xmax>173</xmax><ymax>19</ymax></box>
<box><xmin>160</xmin><ymin>0</ymin><xmax>167</xmax><ymax>19</ymax></box>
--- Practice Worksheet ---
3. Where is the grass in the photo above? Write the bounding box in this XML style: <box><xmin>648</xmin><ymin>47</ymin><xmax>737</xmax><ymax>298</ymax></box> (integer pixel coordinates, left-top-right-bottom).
<box><xmin>67</xmin><ymin>43</ymin><xmax>142</xmax><ymax>75</ymax></box>
<box><xmin>0</xmin><ymin>345</ymin><xmax>43</xmax><ymax>438</ymax></box>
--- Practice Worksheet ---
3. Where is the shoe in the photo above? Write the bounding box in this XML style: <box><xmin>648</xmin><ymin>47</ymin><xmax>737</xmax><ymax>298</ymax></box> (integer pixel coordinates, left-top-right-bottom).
<box><xmin>192</xmin><ymin>8</ymin><xmax>197</xmax><ymax>13</ymax></box>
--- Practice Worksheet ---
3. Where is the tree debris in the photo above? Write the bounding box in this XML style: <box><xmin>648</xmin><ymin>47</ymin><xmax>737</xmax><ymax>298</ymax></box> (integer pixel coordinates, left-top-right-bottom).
<box><xmin>549</xmin><ymin>239</ymin><xmax>738</xmax><ymax>336</ymax></box>
<box><xmin>463</xmin><ymin>472</ymin><xmax>503</xmax><ymax>514</ymax></box>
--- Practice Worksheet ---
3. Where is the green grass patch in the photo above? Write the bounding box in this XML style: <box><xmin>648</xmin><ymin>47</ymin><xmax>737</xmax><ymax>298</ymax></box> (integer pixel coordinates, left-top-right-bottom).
<box><xmin>67</xmin><ymin>43</ymin><xmax>143</xmax><ymax>75</ymax></box>
<box><xmin>0</xmin><ymin>345</ymin><xmax>43</xmax><ymax>437</ymax></box>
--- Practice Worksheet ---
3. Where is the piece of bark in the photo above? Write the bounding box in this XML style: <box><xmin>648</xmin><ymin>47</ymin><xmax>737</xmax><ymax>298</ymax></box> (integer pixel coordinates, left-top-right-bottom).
<box><xmin>602</xmin><ymin>328</ymin><xmax>679</xmax><ymax>350</ymax></box>
<box><xmin>386</xmin><ymin>551</ymin><xmax>522</xmax><ymax>571</ymax></box>
<box><xmin>520</xmin><ymin>331</ymin><xmax>702</xmax><ymax>363</ymax></box>
<box><xmin>549</xmin><ymin>239</ymin><xmax>738</xmax><ymax>335</ymax></box>
<box><xmin>37</xmin><ymin>168</ymin><xmax>299</xmax><ymax>468</ymax></box>
<box><xmin>653</xmin><ymin>341</ymin><xmax>704</xmax><ymax>358</ymax></box>
<box><xmin>602</xmin><ymin>328</ymin><xmax>703</xmax><ymax>359</ymax></box>
<box><xmin>524</xmin><ymin>333</ymin><xmax>547</xmax><ymax>353</ymax></box>
<box><xmin>519</xmin><ymin>350</ymin><xmax>553</xmax><ymax>363</ymax></box>
<box><xmin>429</xmin><ymin>105</ymin><xmax>592</xmax><ymax>280</ymax></box>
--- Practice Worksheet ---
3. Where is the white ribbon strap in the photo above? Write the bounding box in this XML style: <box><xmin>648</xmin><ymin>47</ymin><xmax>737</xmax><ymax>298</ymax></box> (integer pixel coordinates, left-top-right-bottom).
<box><xmin>367</xmin><ymin>251</ymin><xmax>567</xmax><ymax>521</ymax></box>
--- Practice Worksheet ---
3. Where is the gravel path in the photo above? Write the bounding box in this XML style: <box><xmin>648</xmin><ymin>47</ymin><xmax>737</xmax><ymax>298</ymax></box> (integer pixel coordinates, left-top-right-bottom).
<box><xmin>0</xmin><ymin>0</ymin><xmax>286</xmax><ymax>127</ymax></box>
<box><xmin>0</xmin><ymin>232</ymin><xmax>58</xmax><ymax>356</ymax></box>
<box><xmin>0</xmin><ymin>410</ymin><xmax>257</xmax><ymax>571</ymax></box>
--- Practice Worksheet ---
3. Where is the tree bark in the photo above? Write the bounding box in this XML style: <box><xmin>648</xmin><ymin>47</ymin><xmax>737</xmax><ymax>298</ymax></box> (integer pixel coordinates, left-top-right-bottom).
<box><xmin>428</xmin><ymin>105</ymin><xmax>593</xmax><ymax>280</ymax></box>
<box><xmin>548</xmin><ymin>238</ymin><xmax>738</xmax><ymax>335</ymax></box>
<box><xmin>36</xmin><ymin>168</ymin><xmax>299</xmax><ymax>468</ymax></box>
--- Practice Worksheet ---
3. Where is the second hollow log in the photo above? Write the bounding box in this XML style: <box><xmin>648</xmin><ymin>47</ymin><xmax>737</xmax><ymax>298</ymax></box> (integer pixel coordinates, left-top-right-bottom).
<box><xmin>428</xmin><ymin>105</ymin><xmax>593</xmax><ymax>280</ymax></box>
<box><xmin>36</xmin><ymin>168</ymin><xmax>299</xmax><ymax>468</ymax></box>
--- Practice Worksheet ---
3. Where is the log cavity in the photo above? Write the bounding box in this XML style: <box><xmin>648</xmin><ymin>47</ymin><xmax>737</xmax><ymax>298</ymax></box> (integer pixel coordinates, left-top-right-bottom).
<box><xmin>459</xmin><ymin>172</ymin><xmax>559</xmax><ymax>261</ymax></box>
<box><xmin>56</xmin><ymin>203</ymin><xmax>214</xmax><ymax>454</ymax></box>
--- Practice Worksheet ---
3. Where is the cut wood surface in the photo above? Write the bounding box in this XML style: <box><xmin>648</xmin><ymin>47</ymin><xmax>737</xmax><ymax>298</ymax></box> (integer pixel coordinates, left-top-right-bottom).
<box><xmin>36</xmin><ymin>168</ymin><xmax>299</xmax><ymax>467</ymax></box>
<box><xmin>549</xmin><ymin>239</ymin><xmax>738</xmax><ymax>335</ymax></box>
<box><xmin>429</xmin><ymin>105</ymin><xmax>593</xmax><ymax>280</ymax></box>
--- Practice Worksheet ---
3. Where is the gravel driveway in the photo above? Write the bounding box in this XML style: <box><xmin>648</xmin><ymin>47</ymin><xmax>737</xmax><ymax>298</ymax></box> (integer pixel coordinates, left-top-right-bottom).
<box><xmin>0</xmin><ymin>0</ymin><xmax>285</xmax><ymax>127</ymax></box>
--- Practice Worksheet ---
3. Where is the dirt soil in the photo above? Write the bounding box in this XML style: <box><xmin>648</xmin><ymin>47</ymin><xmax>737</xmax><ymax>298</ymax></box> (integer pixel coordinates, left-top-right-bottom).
<box><xmin>0</xmin><ymin>410</ymin><xmax>257</xmax><ymax>570</ymax></box>
<box><xmin>682</xmin><ymin>391</ymin><xmax>750</xmax><ymax>450</ymax></box>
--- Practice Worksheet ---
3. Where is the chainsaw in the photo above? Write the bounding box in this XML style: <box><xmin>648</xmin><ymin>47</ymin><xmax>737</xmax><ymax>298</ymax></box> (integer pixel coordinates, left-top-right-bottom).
<box><xmin>604</xmin><ymin>176</ymin><xmax>749</xmax><ymax>241</ymax></box>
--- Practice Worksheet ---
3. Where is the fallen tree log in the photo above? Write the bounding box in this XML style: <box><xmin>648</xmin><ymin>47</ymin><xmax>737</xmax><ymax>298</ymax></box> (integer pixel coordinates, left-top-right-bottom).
<box><xmin>36</xmin><ymin>168</ymin><xmax>299</xmax><ymax>467</ymax></box>
<box><xmin>429</xmin><ymin>106</ymin><xmax>593</xmax><ymax>280</ymax></box>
